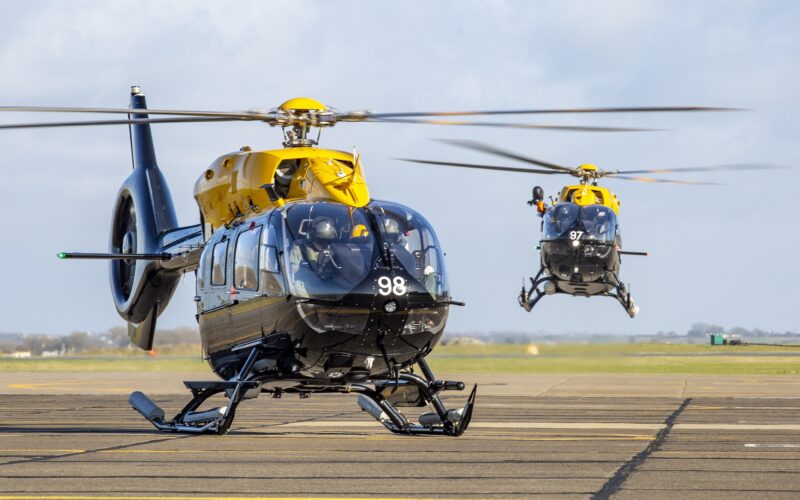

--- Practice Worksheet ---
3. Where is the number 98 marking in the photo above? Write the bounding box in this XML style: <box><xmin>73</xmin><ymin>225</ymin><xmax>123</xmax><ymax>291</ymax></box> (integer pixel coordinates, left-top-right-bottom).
<box><xmin>378</xmin><ymin>276</ymin><xmax>407</xmax><ymax>296</ymax></box>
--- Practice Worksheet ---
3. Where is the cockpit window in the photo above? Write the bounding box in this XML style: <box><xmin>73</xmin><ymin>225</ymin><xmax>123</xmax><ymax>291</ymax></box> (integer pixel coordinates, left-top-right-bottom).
<box><xmin>259</xmin><ymin>214</ymin><xmax>285</xmax><ymax>296</ymax></box>
<box><xmin>210</xmin><ymin>239</ymin><xmax>228</xmax><ymax>286</ymax></box>
<box><xmin>543</xmin><ymin>203</ymin><xmax>580</xmax><ymax>240</ymax></box>
<box><xmin>279</xmin><ymin>201</ymin><xmax>450</xmax><ymax>302</ymax></box>
<box><xmin>367</xmin><ymin>200</ymin><xmax>449</xmax><ymax>300</ymax></box>
<box><xmin>234</xmin><ymin>224</ymin><xmax>262</xmax><ymax>290</ymax></box>
<box><xmin>580</xmin><ymin>205</ymin><xmax>617</xmax><ymax>243</ymax></box>
<box><xmin>282</xmin><ymin>202</ymin><xmax>378</xmax><ymax>300</ymax></box>
<box><xmin>543</xmin><ymin>203</ymin><xmax>617</xmax><ymax>243</ymax></box>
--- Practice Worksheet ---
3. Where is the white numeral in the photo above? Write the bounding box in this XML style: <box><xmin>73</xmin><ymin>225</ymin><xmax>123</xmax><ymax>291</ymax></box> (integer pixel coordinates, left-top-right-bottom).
<box><xmin>569</xmin><ymin>231</ymin><xmax>584</xmax><ymax>240</ymax></box>
<box><xmin>392</xmin><ymin>276</ymin><xmax>407</xmax><ymax>295</ymax></box>
<box><xmin>378</xmin><ymin>276</ymin><xmax>407</xmax><ymax>296</ymax></box>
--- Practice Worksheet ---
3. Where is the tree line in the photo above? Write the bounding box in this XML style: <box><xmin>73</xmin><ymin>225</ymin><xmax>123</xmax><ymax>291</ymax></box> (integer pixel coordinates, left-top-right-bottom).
<box><xmin>0</xmin><ymin>327</ymin><xmax>200</xmax><ymax>355</ymax></box>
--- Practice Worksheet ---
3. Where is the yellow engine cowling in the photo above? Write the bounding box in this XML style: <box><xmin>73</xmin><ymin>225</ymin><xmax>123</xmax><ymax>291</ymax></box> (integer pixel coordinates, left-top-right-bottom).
<box><xmin>558</xmin><ymin>184</ymin><xmax>621</xmax><ymax>214</ymax></box>
<box><xmin>194</xmin><ymin>147</ymin><xmax>370</xmax><ymax>231</ymax></box>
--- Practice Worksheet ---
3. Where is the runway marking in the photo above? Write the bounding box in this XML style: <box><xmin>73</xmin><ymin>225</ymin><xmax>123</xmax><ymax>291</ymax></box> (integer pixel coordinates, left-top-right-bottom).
<box><xmin>0</xmin><ymin>436</ymin><xmax>184</xmax><ymax>468</ymax></box>
<box><xmin>0</xmin><ymin>449</ymin><xmax>85</xmax><ymax>453</ymax></box>
<box><xmin>735</xmin><ymin>396</ymin><xmax>800</xmax><ymax>399</ymax></box>
<box><xmin>6</xmin><ymin>383</ymin><xmax>129</xmax><ymax>393</ymax></box>
<box><xmin>276</xmin><ymin>420</ymin><xmax>664</xmax><ymax>430</ymax></box>
<box><xmin>731</xmin><ymin>406</ymin><xmax>800</xmax><ymax>409</ymax></box>
<box><xmin>745</xmin><ymin>443</ymin><xmax>800</xmax><ymax>448</ymax></box>
<box><xmin>675</xmin><ymin>424</ymin><xmax>800</xmax><ymax>431</ymax></box>
<box><xmin>0</xmin><ymin>435</ymin><xmax>656</xmax><ymax>455</ymax></box>
<box><xmin>276</xmin><ymin>420</ymin><xmax>800</xmax><ymax>431</ymax></box>
<box><xmin>6</xmin><ymin>420</ymin><xmax>800</xmax><ymax>432</ymax></box>
<box><xmin>0</xmin><ymin>497</ymin><xmax>444</xmax><ymax>500</ymax></box>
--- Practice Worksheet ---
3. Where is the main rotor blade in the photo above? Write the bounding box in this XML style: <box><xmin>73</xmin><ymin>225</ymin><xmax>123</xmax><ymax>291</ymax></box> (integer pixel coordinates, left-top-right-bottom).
<box><xmin>396</xmin><ymin>158</ymin><xmax>566</xmax><ymax>175</ymax></box>
<box><xmin>610</xmin><ymin>163</ymin><xmax>788</xmax><ymax>175</ymax></box>
<box><xmin>610</xmin><ymin>175</ymin><xmax>723</xmax><ymax>185</ymax></box>
<box><xmin>0</xmin><ymin>116</ymin><xmax>249</xmax><ymax>130</ymax></box>
<box><xmin>367</xmin><ymin>106</ymin><xmax>739</xmax><ymax>119</ymax></box>
<box><xmin>437</xmin><ymin>139</ymin><xmax>576</xmax><ymax>173</ymax></box>
<box><xmin>0</xmin><ymin>105</ymin><xmax>270</xmax><ymax>119</ymax></box>
<box><xmin>369</xmin><ymin>118</ymin><xmax>655</xmax><ymax>132</ymax></box>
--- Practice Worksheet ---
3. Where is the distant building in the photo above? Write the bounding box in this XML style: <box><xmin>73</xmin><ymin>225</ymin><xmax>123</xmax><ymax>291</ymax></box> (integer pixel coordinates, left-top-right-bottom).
<box><xmin>709</xmin><ymin>333</ymin><xmax>742</xmax><ymax>346</ymax></box>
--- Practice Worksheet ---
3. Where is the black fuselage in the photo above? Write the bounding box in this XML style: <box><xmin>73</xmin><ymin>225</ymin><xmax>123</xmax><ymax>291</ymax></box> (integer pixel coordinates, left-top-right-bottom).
<box><xmin>540</xmin><ymin>202</ymin><xmax>621</xmax><ymax>296</ymax></box>
<box><xmin>195</xmin><ymin>200</ymin><xmax>451</xmax><ymax>386</ymax></box>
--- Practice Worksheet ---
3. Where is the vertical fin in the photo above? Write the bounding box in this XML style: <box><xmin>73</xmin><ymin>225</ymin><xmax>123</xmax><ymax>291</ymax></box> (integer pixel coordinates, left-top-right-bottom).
<box><xmin>128</xmin><ymin>302</ymin><xmax>159</xmax><ymax>351</ymax></box>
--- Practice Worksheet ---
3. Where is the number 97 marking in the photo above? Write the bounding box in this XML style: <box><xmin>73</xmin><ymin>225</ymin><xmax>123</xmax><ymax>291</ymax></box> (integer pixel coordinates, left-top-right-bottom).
<box><xmin>378</xmin><ymin>276</ymin><xmax>407</xmax><ymax>296</ymax></box>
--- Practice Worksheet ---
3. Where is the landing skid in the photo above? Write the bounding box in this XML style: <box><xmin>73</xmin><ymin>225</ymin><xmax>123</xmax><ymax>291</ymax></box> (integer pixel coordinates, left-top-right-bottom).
<box><xmin>129</xmin><ymin>343</ymin><xmax>476</xmax><ymax>437</ymax></box>
<box><xmin>518</xmin><ymin>267</ymin><xmax>639</xmax><ymax>318</ymax></box>
<box><xmin>129</xmin><ymin>342</ymin><xmax>263</xmax><ymax>434</ymax></box>
<box><xmin>354</xmin><ymin>358</ymin><xmax>477</xmax><ymax>436</ymax></box>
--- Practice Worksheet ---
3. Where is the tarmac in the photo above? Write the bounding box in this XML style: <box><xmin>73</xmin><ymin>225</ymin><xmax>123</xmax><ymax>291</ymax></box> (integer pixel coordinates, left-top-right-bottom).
<box><xmin>1</xmin><ymin>372</ymin><xmax>800</xmax><ymax>499</ymax></box>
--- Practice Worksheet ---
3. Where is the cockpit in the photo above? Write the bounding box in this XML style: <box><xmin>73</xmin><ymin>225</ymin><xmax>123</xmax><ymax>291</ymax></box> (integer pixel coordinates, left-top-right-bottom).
<box><xmin>543</xmin><ymin>203</ymin><xmax>618</xmax><ymax>244</ymax></box>
<box><xmin>280</xmin><ymin>200</ymin><xmax>449</xmax><ymax>303</ymax></box>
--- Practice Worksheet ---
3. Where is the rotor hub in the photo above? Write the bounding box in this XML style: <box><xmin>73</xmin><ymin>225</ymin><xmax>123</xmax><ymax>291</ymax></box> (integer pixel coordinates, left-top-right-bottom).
<box><xmin>271</xmin><ymin>97</ymin><xmax>341</xmax><ymax>147</ymax></box>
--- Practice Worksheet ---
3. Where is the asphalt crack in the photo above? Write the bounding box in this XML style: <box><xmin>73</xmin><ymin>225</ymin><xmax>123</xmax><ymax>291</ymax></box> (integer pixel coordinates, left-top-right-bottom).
<box><xmin>591</xmin><ymin>397</ymin><xmax>692</xmax><ymax>500</ymax></box>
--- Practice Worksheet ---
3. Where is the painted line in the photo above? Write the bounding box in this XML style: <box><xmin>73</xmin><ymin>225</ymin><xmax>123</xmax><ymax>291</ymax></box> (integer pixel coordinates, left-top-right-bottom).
<box><xmin>277</xmin><ymin>420</ymin><xmax>800</xmax><ymax>431</ymax></box>
<box><xmin>734</xmin><ymin>397</ymin><xmax>800</xmax><ymax>400</ymax></box>
<box><xmin>3</xmin><ymin>420</ymin><xmax>800</xmax><ymax>431</ymax></box>
<box><xmin>731</xmin><ymin>406</ymin><xmax>800</xmax><ymax>410</ymax></box>
<box><xmin>0</xmin><ymin>436</ymin><xmax>656</xmax><ymax>455</ymax></box>
<box><xmin>675</xmin><ymin>424</ymin><xmax>800</xmax><ymax>431</ymax></box>
<box><xmin>0</xmin><ymin>497</ymin><xmax>446</xmax><ymax>500</ymax></box>
<box><xmin>277</xmin><ymin>420</ymin><xmax>664</xmax><ymax>430</ymax></box>
<box><xmin>745</xmin><ymin>443</ymin><xmax>800</xmax><ymax>448</ymax></box>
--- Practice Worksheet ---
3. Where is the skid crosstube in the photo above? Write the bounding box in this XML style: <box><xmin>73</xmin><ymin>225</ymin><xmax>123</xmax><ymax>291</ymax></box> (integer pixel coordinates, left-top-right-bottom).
<box><xmin>354</xmin><ymin>358</ymin><xmax>477</xmax><ymax>436</ymax></box>
<box><xmin>129</xmin><ymin>342</ymin><xmax>476</xmax><ymax>437</ymax></box>
<box><xmin>518</xmin><ymin>266</ymin><xmax>638</xmax><ymax>318</ymax></box>
<box><xmin>129</xmin><ymin>344</ymin><xmax>262</xmax><ymax>434</ymax></box>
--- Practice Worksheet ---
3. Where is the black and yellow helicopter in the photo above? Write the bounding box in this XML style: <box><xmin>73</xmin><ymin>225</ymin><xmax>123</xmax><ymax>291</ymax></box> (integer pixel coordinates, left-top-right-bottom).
<box><xmin>0</xmin><ymin>88</ymin><xmax>734</xmax><ymax>436</ymax></box>
<box><xmin>401</xmin><ymin>139</ymin><xmax>778</xmax><ymax>318</ymax></box>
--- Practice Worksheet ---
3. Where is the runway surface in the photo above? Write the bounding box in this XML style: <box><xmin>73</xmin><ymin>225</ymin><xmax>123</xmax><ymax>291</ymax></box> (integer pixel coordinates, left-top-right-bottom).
<box><xmin>2</xmin><ymin>373</ymin><xmax>800</xmax><ymax>499</ymax></box>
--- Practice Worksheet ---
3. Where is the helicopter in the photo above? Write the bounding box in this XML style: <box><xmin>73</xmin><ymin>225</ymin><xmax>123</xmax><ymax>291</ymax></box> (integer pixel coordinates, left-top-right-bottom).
<box><xmin>400</xmin><ymin>139</ymin><xmax>779</xmax><ymax>317</ymax></box>
<box><xmin>0</xmin><ymin>87</ymin><xmax>733</xmax><ymax>436</ymax></box>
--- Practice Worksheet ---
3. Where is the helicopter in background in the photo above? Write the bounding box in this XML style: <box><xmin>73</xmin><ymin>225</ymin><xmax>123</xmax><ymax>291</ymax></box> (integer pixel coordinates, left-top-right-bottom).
<box><xmin>0</xmin><ymin>89</ymin><xmax>732</xmax><ymax>436</ymax></box>
<box><xmin>401</xmin><ymin>139</ymin><xmax>779</xmax><ymax>317</ymax></box>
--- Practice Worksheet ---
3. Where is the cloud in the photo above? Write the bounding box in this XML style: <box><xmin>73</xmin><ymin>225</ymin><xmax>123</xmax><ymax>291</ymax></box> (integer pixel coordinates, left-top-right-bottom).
<box><xmin>0</xmin><ymin>0</ymin><xmax>798</xmax><ymax>335</ymax></box>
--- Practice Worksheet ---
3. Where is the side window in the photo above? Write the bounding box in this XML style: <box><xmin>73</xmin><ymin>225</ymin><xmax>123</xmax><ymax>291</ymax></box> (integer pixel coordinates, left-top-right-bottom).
<box><xmin>197</xmin><ymin>245</ymin><xmax>208</xmax><ymax>288</ymax></box>
<box><xmin>234</xmin><ymin>225</ymin><xmax>262</xmax><ymax>290</ymax></box>
<box><xmin>260</xmin><ymin>219</ymin><xmax>285</xmax><ymax>295</ymax></box>
<box><xmin>211</xmin><ymin>239</ymin><xmax>228</xmax><ymax>286</ymax></box>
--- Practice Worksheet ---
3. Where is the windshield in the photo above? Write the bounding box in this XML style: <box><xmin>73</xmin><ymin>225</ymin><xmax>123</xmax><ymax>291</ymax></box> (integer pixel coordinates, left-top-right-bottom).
<box><xmin>579</xmin><ymin>205</ymin><xmax>617</xmax><ymax>243</ymax></box>
<box><xmin>281</xmin><ymin>201</ymin><xmax>450</xmax><ymax>302</ymax></box>
<box><xmin>543</xmin><ymin>203</ymin><xmax>617</xmax><ymax>243</ymax></box>
<box><xmin>543</xmin><ymin>203</ymin><xmax>580</xmax><ymax>240</ymax></box>
<box><xmin>282</xmin><ymin>202</ymin><xmax>379</xmax><ymax>300</ymax></box>
<box><xmin>367</xmin><ymin>200</ymin><xmax>449</xmax><ymax>300</ymax></box>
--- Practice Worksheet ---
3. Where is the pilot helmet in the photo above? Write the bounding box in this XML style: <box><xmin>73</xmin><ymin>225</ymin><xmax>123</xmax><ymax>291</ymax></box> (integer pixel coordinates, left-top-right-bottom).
<box><xmin>309</xmin><ymin>217</ymin><xmax>336</xmax><ymax>250</ymax></box>
<box><xmin>382</xmin><ymin>218</ymin><xmax>402</xmax><ymax>243</ymax></box>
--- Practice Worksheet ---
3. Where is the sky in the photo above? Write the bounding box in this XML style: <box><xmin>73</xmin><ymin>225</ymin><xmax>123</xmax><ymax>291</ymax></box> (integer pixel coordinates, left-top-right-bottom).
<box><xmin>0</xmin><ymin>0</ymin><xmax>797</xmax><ymax>337</ymax></box>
